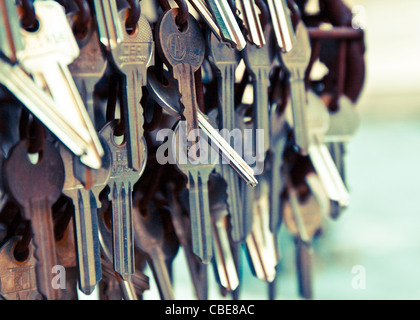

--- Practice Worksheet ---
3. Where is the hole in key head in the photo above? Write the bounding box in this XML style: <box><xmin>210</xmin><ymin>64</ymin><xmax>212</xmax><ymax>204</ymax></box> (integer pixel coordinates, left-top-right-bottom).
<box><xmin>22</xmin><ymin>18</ymin><xmax>40</xmax><ymax>32</ymax></box>
<box><xmin>27</xmin><ymin>151</ymin><xmax>43</xmax><ymax>165</ymax></box>
<box><xmin>112</xmin><ymin>133</ymin><xmax>125</xmax><ymax>146</ymax></box>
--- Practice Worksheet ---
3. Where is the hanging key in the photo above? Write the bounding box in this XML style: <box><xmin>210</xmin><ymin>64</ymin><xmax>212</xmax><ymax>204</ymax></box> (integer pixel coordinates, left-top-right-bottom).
<box><xmin>59</xmin><ymin>139</ymin><xmax>112</xmax><ymax>295</ymax></box>
<box><xmin>281</xmin><ymin>21</ymin><xmax>311</xmax><ymax>155</ymax></box>
<box><xmin>266</xmin><ymin>0</ymin><xmax>295</xmax><ymax>52</ymax></box>
<box><xmin>68</xmin><ymin>12</ymin><xmax>108</xmax><ymax>130</ymax></box>
<box><xmin>242</xmin><ymin>24</ymin><xmax>275</xmax><ymax>161</ymax></box>
<box><xmin>207</xmin><ymin>32</ymin><xmax>244</xmax><ymax>242</ymax></box>
<box><xmin>206</xmin><ymin>0</ymin><xmax>247</xmax><ymax>50</ymax></box>
<box><xmin>100</xmin><ymin>120</ymin><xmax>147</xmax><ymax>280</ymax></box>
<box><xmin>209</xmin><ymin>173</ymin><xmax>239</xmax><ymax>292</ymax></box>
<box><xmin>0</xmin><ymin>0</ymin><xmax>24</xmax><ymax>63</ymax></box>
<box><xmin>146</xmin><ymin>67</ymin><xmax>258</xmax><ymax>187</ymax></box>
<box><xmin>236</xmin><ymin>0</ymin><xmax>265</xmax><ymax>47</ymax></box>
<box><xmin>105</xmin><ymin>10</ymin><xmax>153</xmax><ymax>171</ymax></box>
<box><xmin>133</xmin><ymin>203</ymin><xmax>175</xmax><ymax>300</ymax></box>
<box><xmin>4</xmin><ymin>140</ymin><xmax>65</xmax><ymax>300</ymax></box>
<box><xmin>92</xmin><ymin>0</ymin><xmax>123</xmax><ymax>51</ymax></box>
<box><xmin>171</xmin><ymin>120</ymin><xmax>216</xmax><ymax>264</ymax></box>
<box><xmin>0</xmin><ymin>236</ymin><xmax>42</xmax><ymax>300</ymax></box>
<box><xmin>18</xmin><ymin>0</ymin><xmax>103</xmax><ymax>169</ymax></box>
<box><xmin>188</xmin><ymin>0</ymin><xmax>223</xmax><ymax>42</ymax></box>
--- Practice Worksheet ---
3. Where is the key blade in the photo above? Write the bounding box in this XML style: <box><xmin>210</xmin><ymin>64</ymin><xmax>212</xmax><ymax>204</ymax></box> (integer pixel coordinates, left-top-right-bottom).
<box><xmin>92</xmin><ymin>0</ymin><xmax>123</xmax><ymax>50</ymax></box>
<box><xmin>0</xmin><ymin>0</ymin><xmax>24</xmax><ymax>63</ymax></box>
<box><xmin>188</xmin><ymin>0</ymin><xmax>223</xmax><ymax>42</ymax></box>
<box><xmin>237</xmin><ymin>0</ymin><xmax>265</xmax><ymax>47</ymax></box>
<box><xmin>266</xmin><ymin>0</ymin><xmax>295</xmax><ymax>52</ymax></box>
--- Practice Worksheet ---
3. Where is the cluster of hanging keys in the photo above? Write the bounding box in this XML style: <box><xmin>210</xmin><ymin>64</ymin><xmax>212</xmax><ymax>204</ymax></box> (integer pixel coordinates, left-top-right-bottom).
<box><xmin>0</xmin><ymin>0</ymin><xmax>365</xmax><ymax>300</ymax></box>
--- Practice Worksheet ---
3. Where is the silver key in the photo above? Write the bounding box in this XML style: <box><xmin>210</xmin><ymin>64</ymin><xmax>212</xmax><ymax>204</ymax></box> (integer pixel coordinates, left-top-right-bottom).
<box><xmin>19</xmin><ymin>1</ymin><xmax>104</xmax><ymax>169</ymax></box>
<box><xmin>172</xmin><ymin>120</ymin><xmax>215</xmax><ymax>264</ymax></box>
<box><xmin>281</xmin><ymin>21</ymin><xmax>311</xmax><ymax>155</ymax></box>
<box><xmin>236</xmin><ymin>0</ymin><xmax>265</xmax><ymax>47</ymax></box>
<box><xmin>188</xmin><ymin>0</ymin><xmax>223</xmax><ymax>42</ymax></box>
<box><xmin>266</xmin><ymin>0</ymin><xmax>295</xmax><ymax>52</ymax></box>
<box><xmin>0</xmin><ymin>236</ymin><xmax>42</xmax><ymax>300</ymax></box>
<box><xmin>242</xmin><ymin>25</ymin><xmax>275</xmax><ymax>160</ymax></box>
<box><xmin>209</xmin><ymin>174</ymin><xmax>239</xmax><ymax>292</ymax></box>
<box><xmin>68</xmin><ymin>15</ymin><xmax>108</xmax><ymax>129</ymax></box>
<box><xmin>106</xmin><ymin>12</ymin><xmax>153</xmax><ymax>171</ymax></box>
<box><xmin>133</xmin><ymin>204</ymin><xmax>175</xmax><ymax>300</ymax></box>
<box><xmin>206</xmin><ymin>0</ymin><xmax>247</xmax><ymax>50</ymax></box>
<box><xmin>59</xmin><ymin>140</ymin><xmax>112</xmax><ymax>295</ymax></box>
<box><xmin>146</xmin><ymin>67</ymin><xmax>258</xmax><ymax>187</ymax></box>
<box><xmin>100</xmin><ymin>120</ymin><xmax>146</xmax><ymax>280</ymax></box>
<box><xmin>208</xmin><ymin>32</ymin><xmax>244</xmax><ymax>242</ymax></box>
<box><xmin>92</xmin><ymin>0</ymin><xmax>123</xmax><ymax>51</ymax></box>
<box><xmin>0</xmin><ymin>0</ymin><xmax>24</xmax><ymax>63</ymax></box>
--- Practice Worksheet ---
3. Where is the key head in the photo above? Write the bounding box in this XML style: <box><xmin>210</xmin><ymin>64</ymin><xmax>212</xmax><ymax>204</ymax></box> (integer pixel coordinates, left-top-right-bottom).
<box><xmin>68</xmin><ymin>17</ymin><xmax>107</xmax><ymax>80</ymax></box>
<box><xmin>281</xmin><ymin>21</ymin><xmax>311</xmax><ymax>73</ymax></box>
<box><xmin>156</xmin><ymin>9</ymin><xmax>205</xmax><ymax>72</ymax></box>
<box><xmin>111</xmin><ymin>12</ymin><xmax>153</xmax><ymax>74</ymax></box>
<box><xmin>208</xmin><ymin>31</ymin><xmax>239</xmax><ymax>67</ymax></box>
<box><xmin>4</xmin><ymin>140</ymin><xmax>64</xmax><ymax>207</ymax></box>
<box><xmin>0</xmin><ymin>236</ymin><xmax>42</xmax><ymax>300</ymax></box>
<box><xmin>244</xmin><ymin>24</ymin><xmax>275</xmax><ymax>68</ymax></box>
<box><xmin>100</xmin><ymin>120</ymin><xmax>147</xmax><ymax>185</ymax></box>
<box><xmin>19</xmin><ymin>1</ymin><xmax>79</xmax><ymax>68</ymax></box>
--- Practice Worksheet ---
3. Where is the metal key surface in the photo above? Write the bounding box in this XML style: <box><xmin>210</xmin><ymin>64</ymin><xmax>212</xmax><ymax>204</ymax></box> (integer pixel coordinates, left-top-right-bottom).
<box><xmin>281</xmin><ymin>21</ymin><xmax>311</xmax><ymax>155</ymax></box>
<box><xmin>100</xmin><ymin>120</ymin><xmax>147</xmax><ymax>280</ymax></box>
<box><xmin>60</xmin><ymin>139</ymin><xmax>112</xmax><ymax>295</ymax></box>
<box><xmin>4</xmin><ymin>140</ymin><xmax>65</xmax><ymax>300</ymax></box>
<box><xmin>108</xmin><ymin>12</ymin><xmax>153</xmax><ymax>172</ymax></box>
<box><xmin>266</xmin><ymin>0</ymin><xmax>295</xmax><ymax>52</ymax></box>
<box><xmin>0</xmin><ymin>0</ymin><xmax>24</xmax><ymax>63</ymax></box>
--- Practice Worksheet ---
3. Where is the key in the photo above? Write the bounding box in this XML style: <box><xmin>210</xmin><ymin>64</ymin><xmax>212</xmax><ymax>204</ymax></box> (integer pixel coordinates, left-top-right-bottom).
<box><xmin>59</xmin><ymin>139</ymin><xmax>112</xmax><ymax>295</ymax></box>
<box><xmin>19</xmin><ymin>1</ymin><xmax>104</xmax><ymax>169</ymax></box>
<box><xmin>242</xmin><ymin>24</ymin><xmax>275</xmax><ymax>160</ymax></box>
<box><xmin>245</xmin><ymin>174</ymin><xmax>278</xmax><ymax>283</ymax></box>
<box><xmin>106</xmin><ymin>11</ymin><xmax>153</xmax><ymax>171</ymax></box>
<box><xmin>0</xmin><ymin>236</ymin><xmax>42</xmax><ymax>300</ymax></box>
<box><xmin>188</xmin><ymin>0</ymin><xmax>223</xmax><ymax>42</ymax></box>
<box><xmin>236</xmin><ymin>0</ymin><xmax>265</xmax><ymax>47</ymax></box>
<box><xmin>68</xmin><ymin>14</ymin><xmax>108</xmax><ymax>130</ymax></box>
<box><xmin>100</xmin><ymin>120</ymin><xmax>146</xmax><ymax>280</ymax></box>
<box><xmin>166</xmin><ymin>183</ymin><xmax>208</xmax><ymax>300</ymax></box>
<box><xmin>171</xmin><ymin>120</ymin><xmax>215</xmax><ymax>264</ymax></box>
<box><xmin>206</xmin><ymin>0</ymin><xmax>247</xmax><ymax>50</ymax></box>
<box><xmin>156</xmin><ymin>8</ymin><xmax>204</xmax><ymax>137</ymax></box>
<box><xmin>281</xmin><ymin>21</ymin><xmax>312</xmax><ymax>155</ymax></box>
<box><xmin>146</xmin><ymin>67</ymin><xmax>258</xmax><ymax>187</ymax></box>
<box><xmin>207</xmin><ymin>32</ymin><xmax>244</xmax><ymax>241</ymax></box>
<box><xmin>92</xmin><ymin>0</ymin><xmax>123</xmax><ymax>51</ymax></box>
<box><xmin>4</xmin><ymin>140</ymin><xmax>65</xmax><ymax>300</ymax></box>
<box><xmin>283</xmin><ymin>180</ymin><xmax>323</xmax><ymax>299</ymax></box>
<box><xmin>209</xmin><ymin>173</ymin><xmax>239</xmax><ymax>292</ymax></box>
<box><xmin>133</xmin><ymin>203</ymin><xmax>175</xmax><ymax>300</ymax></box>
<box><xmin>0</xmin><ymin>0</ymin><xmax>24</xmax><ymax>63</ymax></box>
<box><xmin>266</xmin><ymin>0</ymin><xmax>295</xmax><ymax>52</ymax></box>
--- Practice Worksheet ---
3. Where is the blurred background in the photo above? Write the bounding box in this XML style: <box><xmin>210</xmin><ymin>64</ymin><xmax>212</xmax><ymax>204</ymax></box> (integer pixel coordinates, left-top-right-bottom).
<box><xmin>139</xmin><ymin>0</ymin><xmax>420</xmax><ymax>300</ymax></box>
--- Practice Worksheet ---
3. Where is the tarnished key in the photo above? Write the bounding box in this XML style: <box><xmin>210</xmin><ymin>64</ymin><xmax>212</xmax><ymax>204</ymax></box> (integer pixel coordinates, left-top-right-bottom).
<box><xmin>266</xmin><ymin>0</ymin><xmax>295</xmax><ymax>52</ymax></box>
<box><xmin>245</xmin><ymin>175</ymin><xmax>278</xmax><ymax>283</ymax></box>
<box><xmin>283</xmin><ymin>179</ymin><xmax>323</xmax><ymax>299</ymax></box>
<box><xmin>242</xmin><ymin>24</ymin><xmax>275</xmax><ymax>160</ymax></box>
<box><xmin>209</xmin><ymin>173</ymin><xmax>239</xmax><ymax>292</ymax></box>
<box><xmin>100</xmin><ymin>120</ymin><xmax>146</xmax><ymax>280</ymax></box>
<box><xmin>4</xmin><ymin>140</ymin><xmax>65</xmax><ymax>300</ymax></box>
<box><xmin>281</xmin><ymin>21</ymin><xmax>312</xmax><ymax>155</ymax></box>
<box><xmin>156</xmin><ymin>8</ymin><xmax>203</xmax><ymax>136</ymax></box>
<box><xmin>0</xmin><ymin>0</ymin><xmax>24</xmax><ymax>63</ymax></box>
<box><xmin>59</xmin><ymin>140</ymin><xmax>112</xmax><ymax>295</ymax></box>
<box><xmin>68</xmin><ymin>15</ymin><xmax>108</xmax><ymax>130</ymax></box>
<box><xmin>172</xmin><ymin>121</ymin><xmax>216</xmax><ymax>264</ymax></box>
<box><xmin>19</xmin><ymin>1</ymin><xmax>103</xmax><ymax>169</ymax></box>
<box><xmin>146</xmin><ymin>67</ymin><xmax>258</xmax><ymax>187</ymax></box>
<box><xmin>133</xmin><ymin>204</ymin><xmax>175</xmax><ymax>300</ymax></box>
<box><xmin>206</xmin><ymin>0</ymin><xmax>247</xmax><ymax>50</ymax></box>
<box><xmin>207</xmin><ymin>32</ymin><xmax>243</xmax><ymax>242</ymax></box>
<box><xmin>236</xmin><ymin>0</ymin><xmax>265</xmax><ymax>47</ymax></box>
<box><xmin>107</xmin><ymin>11</ymin><xmax>153</xmax><ymax>171</ymax></box>
<box><xmin>167</xmin><ymin>183</ymin><xmax>208</xmax><ymax>300</ymax></box>
<box><xmin>0</xmin><ymin>236</ymin><xmax>42</xmax><ymax>300</ymax></box>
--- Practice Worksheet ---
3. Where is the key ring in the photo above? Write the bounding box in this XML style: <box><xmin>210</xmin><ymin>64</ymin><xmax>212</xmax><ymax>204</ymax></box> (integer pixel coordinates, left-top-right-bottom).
<box><xmin>126</xmin><ymin>0</ymin><xmax>141</xmax><ymax>34</ymax></box>
<box><xmin>255</xmin><ymin>0</ymin><xmax>269</xmax><ymax>31</ymax></box>
<box><xmin>158</xmin><ymin>0</ymin><xmax>188</xmax><ymax>27</ymax></box>
<box><xmin>19</xmin><ymin>0</ymin><xmax>36</xmax><ymax>30</ymax></box>
<box><xmin>19</xmin><ymin>109</ymin><xmax>46</xmax><ymax>155</ymax></box>
<box><xmin>72</xmin><ymin>0</ymin><xmax>91</xmax><ymax>40</ymax></box>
